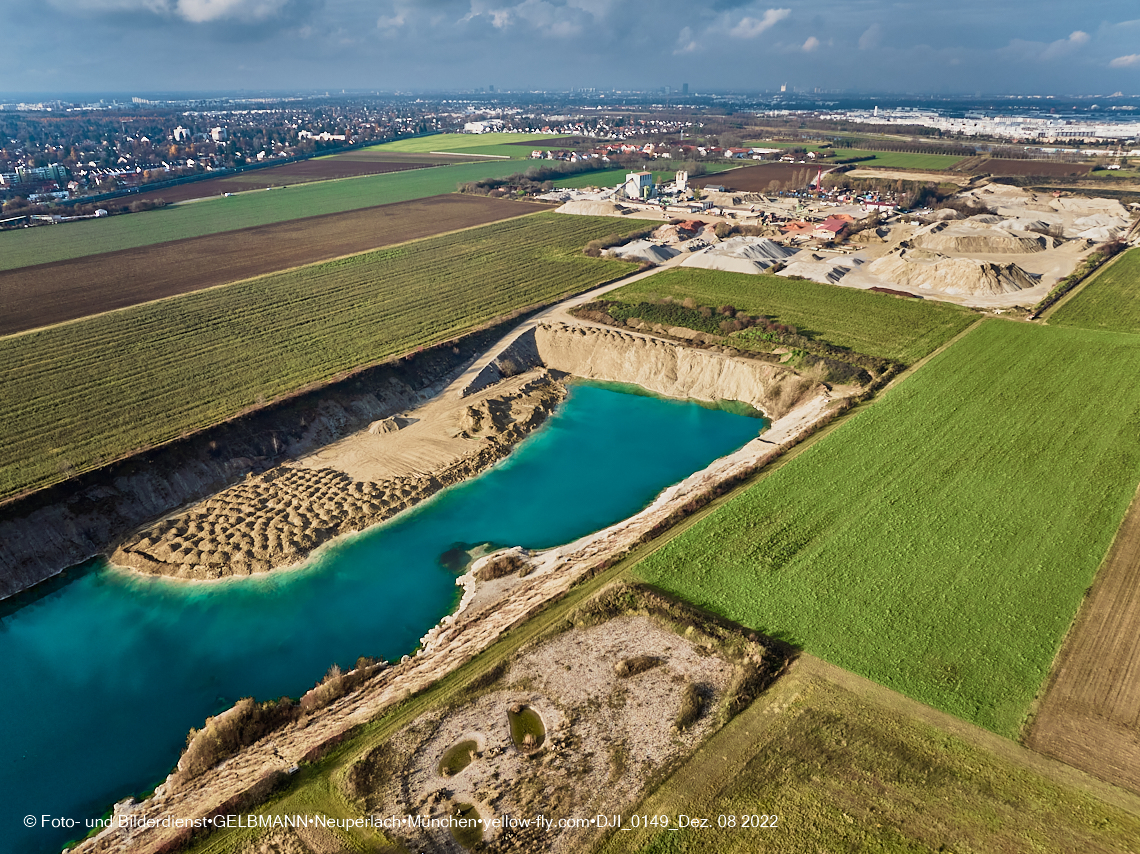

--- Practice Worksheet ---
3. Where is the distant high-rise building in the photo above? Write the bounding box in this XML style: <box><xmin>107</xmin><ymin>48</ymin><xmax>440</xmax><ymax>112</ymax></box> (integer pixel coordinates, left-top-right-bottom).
<box><xmin>682</xmin><ymin>83</ymin><xmax>689</xmax><ymax>95</ymax></box>
<box><xmin>488</xmin><ymin>84</ymin><xmax>495</xmax><ymax>93</ymax></box>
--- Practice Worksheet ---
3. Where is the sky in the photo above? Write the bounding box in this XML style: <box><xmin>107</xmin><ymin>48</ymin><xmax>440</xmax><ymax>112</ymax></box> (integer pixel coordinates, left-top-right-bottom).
<box><xmin>3</xmin><ymin>0</ymin><xmax>1140</xmax><ymax>96</ymax></box>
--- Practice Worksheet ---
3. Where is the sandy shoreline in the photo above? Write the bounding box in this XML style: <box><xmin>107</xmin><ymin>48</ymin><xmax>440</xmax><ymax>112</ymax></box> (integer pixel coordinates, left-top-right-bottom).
<box><xmin>110</xmin><ymin>370</ymin><xmax>567</xmax><ymax>580</ymax></box>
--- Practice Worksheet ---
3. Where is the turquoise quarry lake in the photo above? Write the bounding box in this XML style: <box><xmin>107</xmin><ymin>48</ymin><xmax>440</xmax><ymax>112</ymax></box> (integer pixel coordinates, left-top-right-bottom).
<box><xmin>1</xmin><ymin>382</ymin><xmax>764</xmax><ymax>853</ymax></box>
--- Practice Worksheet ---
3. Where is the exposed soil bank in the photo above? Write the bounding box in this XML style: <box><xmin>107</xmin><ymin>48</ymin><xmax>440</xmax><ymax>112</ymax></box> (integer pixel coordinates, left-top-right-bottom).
<box><xmin>0</xmin><ymin>315</ymin><xmax>540</xmax><ymax>601</ymax></box>
<box><xmin>466</xmin><ymin>322</ymin><xmax>821</xmax><ymax>419</ymax></box>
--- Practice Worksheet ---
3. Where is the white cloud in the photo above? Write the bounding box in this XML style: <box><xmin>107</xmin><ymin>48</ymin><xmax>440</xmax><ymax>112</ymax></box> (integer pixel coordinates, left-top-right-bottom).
<box><xmin>674</xmin><ymin>25</ymin><xmax>699</xmax><ymax>54</ymax></box>
<box><xmin>802</xmin><ymin>35</ymin><xmax>819</xmax><ymax>52</ymax></box>
<box><xmin>1110</xmin><ymin>53</ymin><xmax>1140</xmax><ymax>67</ymax></box>
<box><xmin>49</xmin><ymin>0</ymin><xmax>290</xmax><ymax>22</ymax></box>
<box><xmin>858</xmin><ymin>23</ymin><xmax>881</xmax><ymax>51</ymax></box>
<box><xmin>729</xmin><ymin>8</ymin><xmax>790</xmax><ymax>39</ymax></box>
<box><xmin>462</xmin><ymin>0</ymin><xmax>586</xmax><ymax>37</ymax></box>
<box><xmin>376</xmin><ymin>11</ymin><xmax>405</xmax><ymax>33</ymax></box>
<box><xmin>1040</xmin><ymin>29</ymin><xmax>1089</xmax><ymax>60</ymax></box>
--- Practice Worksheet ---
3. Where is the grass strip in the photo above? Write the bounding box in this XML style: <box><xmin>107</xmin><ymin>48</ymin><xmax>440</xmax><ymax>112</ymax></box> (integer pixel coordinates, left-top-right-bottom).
<box><xmin>603</xmin><ymin>268</ymin><xmax>977</xmax><ymax>364</ymax></box>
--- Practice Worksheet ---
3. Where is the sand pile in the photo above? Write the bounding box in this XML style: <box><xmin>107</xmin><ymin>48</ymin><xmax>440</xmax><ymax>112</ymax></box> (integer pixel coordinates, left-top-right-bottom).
<box><xmin>997</xmin><ymin>218</ymin><xmax>1054</xmax><ymax>235</ymax></box>
<box><xmin>776</xmin><ymin>250</ymin><xmax>863</xmax><ymax>285</ymax></box>
<box><xmin>869</xmin><ymin>248</ymin><xmax>1038</xmax><ymax>296</ymax></box>
<box><xmin>607</xmin><ymin>240</ymin><xmax>680</xmax><ymax>264</ymax></box>
<box><xmin>911</xmin><ymin>221</ymin><xmax>1049</xmax><ymax>254</ymax></box>
<box><xmin>922</xmin><ymin>209</ymin><xmax>961</xmax><ymax>222</ymax></box>
<box><xmin>652</xmin><ymin>221</ymin><xmax>698</xmax><ymax>243</ymax></box>
<box><xmin>1055</xmin><ymin>197</ymin><xmax>1129</xmax><ymax>217</ymax></box>
<box><xmin>557</xmin><ymin>200</ymin><xmax>629</xmax><ymax>216</ymax></box>
<box><xmin>680</xmin><ymin>236</ymin><xmax>796</xmax><ymax>274</ymax></box>
<box><xmin>1072</xmin><ymin>213</ymin><xmax>1127</xmax><ymax>242</ymax></box>
<box><xmin>967</xmin><ymin>214</ymin><xmax>1003</xmax><ymax>224</ymax></box>
<box><xmin>957</xmin><ymin>185</ymin><xmax>1130</xmax><ymax>240</ymax></box>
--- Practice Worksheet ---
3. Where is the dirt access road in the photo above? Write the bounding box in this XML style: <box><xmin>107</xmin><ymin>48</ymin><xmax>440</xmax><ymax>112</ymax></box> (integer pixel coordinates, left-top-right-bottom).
<box><xmin>1026</xmin><ymin>482</ymin><xmax>1140</xmax><ymax>794</ymax></box>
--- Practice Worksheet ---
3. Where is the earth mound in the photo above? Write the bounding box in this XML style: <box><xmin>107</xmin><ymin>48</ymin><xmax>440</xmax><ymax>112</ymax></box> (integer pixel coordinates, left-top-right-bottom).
<box><xmin>869</xmin><ymin>248</ymin><xmax>1038</xmax><ymax>296</ymax></box>
<box><xmin>911</xmin><ymin>221</ymin><xmax>1049</xmax><ymax>255</ymax></box>
<box><xmin>556</xmin><ymin>200</ymin><xmax>629</xmax><ymax>217</ymax></box>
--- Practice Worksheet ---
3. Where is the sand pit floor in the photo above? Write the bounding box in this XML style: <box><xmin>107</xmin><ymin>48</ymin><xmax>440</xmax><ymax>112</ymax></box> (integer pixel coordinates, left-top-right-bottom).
<box><xmin>366</xmin><ymin>615</ymin><xmax>735</xmax><ymax>853</ymax></box>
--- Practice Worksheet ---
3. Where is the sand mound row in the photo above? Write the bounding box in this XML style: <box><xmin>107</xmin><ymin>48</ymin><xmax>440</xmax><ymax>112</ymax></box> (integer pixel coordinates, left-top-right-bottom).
<box><xmin>869</xmin><ymin>249</ymin><xmax>1038</xmax><ymax>296</ymax></box>
<box><xmin>556</xmin><ymin>200</ymin><xmax>629</xmax><ymax>217</ymax></box>
<box><xmin>912</xmin><ymin>221</ymin><xmax>1049</xmax><ymax>255</ymax></box>
<box><xmin>111</xmin><ymin>378</ymin><xmax>566</xmax><ymax>580</ymax></box>
<box><xmin>958</xmin><ymin>185</ymin><xmax>1130</xmax><ymax>240</ymax></box>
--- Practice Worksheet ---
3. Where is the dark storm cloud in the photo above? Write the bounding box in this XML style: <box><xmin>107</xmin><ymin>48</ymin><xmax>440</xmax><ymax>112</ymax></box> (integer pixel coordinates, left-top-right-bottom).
<box><xmin>3</xmin><ymin>0</ymin><xmax>1139</xmax><ymax>94</ymax></box>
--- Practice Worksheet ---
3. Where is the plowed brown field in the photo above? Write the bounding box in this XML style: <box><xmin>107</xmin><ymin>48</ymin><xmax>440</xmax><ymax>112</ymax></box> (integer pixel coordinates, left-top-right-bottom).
<box><xmin>693</xmin><ymin>163</ymin><xmax>817</xmax><ymax>192</ymax></box>
<box><xmin>0</xmin><ymin>195</ymin><xmax>535</xmax><ymax>336</ymax></box>
<box><xmin>1026</xmin><ymin>481</ymin><xmax>1140</xmax><ymax>794</ymax></box>
<box><xmin>970</xmin><ymin>159</ymin><xmax>1093</xmax><ymax>178</ymax></box>
<box><xmin>126</xmin><ymin>157</ymin><xmax>444</xmax><ymax>205</ymax></box>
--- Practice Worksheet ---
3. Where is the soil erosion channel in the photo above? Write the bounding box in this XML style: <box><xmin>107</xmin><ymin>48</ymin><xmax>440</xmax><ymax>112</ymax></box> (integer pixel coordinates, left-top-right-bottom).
<box><xmin>1</xmin><ymin>381</ymin><xmax>764</xmax><ymax>854</ymax></box>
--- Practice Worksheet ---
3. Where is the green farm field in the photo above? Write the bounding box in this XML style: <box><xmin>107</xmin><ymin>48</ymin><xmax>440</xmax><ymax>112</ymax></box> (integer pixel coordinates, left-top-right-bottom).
<box><xmin>362</xmin><ymin>131</ymin><xmax>554</xmax><ymax>158</ymax></box>
<box><xmin>0</xmin><ymin>160</ymin><xmax>524</xmax><ymax>272</ymax></box>
<box><xmin>633</xmin><ymin>320</ymin><xmax>1140</xmax><ymax>736</ymax></box>
<box><xmin>597</xmin><ymin>663</ymin><xmax>1140</xmax><ymax>854</ymax></box>
<box><xmin>603</xmin><ymin>268</ymin><xmax>976</xmax><ymax>363</ymax></box>
<box><xmin>1048</xmin><ymin>248</ymin><xmax>1140</xmax><ymax>334</ymax></box>
<box><xmin>744</xmin><ymin>141</ymin><xmax>965</xmax><ymax>170</ymax></box>
<box><xmin>0</xmin><ymin>214</ymin><xmax>634</xmax><ymax>500</ymax></box>
<box><xmin>836</xmin><ymin>149</ymin><xmax>966</xmax><ymax>170</ymax></box>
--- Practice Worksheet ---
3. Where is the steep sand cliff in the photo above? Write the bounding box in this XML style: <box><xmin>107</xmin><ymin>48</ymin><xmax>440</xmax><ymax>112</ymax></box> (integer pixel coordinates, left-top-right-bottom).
<box><xmin>530</xmin><ymin>323</ymin><xmax>819</xmax><ymax>419</ymax></box>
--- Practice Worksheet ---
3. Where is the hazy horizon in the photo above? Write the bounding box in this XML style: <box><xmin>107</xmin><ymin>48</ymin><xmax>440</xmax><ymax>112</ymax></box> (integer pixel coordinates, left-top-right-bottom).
<box><xmin>3</xmin><ymin>2</ymin><xmax>1138</xmax><ymax>97</ymax></box>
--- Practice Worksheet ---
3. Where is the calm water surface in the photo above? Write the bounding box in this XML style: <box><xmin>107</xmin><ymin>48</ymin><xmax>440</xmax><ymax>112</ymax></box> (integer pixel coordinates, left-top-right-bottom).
<box><xmin>0</xmin><ymin>382</ymin><xmax>764</xmax><ymax>853</ymax></box>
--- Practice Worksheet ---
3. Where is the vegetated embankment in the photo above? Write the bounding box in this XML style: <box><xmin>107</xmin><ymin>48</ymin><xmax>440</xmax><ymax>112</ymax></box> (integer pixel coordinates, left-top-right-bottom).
<box><xmin>0</xmin><ymin>195</ymin><xmax>536</xmax><ymax>336</ymax></box>
<box><xmin>601</xmin><ymin>267</ymin><xmax>978</xmax><ymax>365</ymax></box>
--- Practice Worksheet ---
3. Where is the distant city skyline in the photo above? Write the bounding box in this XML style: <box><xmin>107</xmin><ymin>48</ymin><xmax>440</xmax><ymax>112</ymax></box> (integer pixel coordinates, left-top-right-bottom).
<box><xmin>4</xmin><ymin>2</ymin><xmax>1140</xmax><ymax>96</ymax></box>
